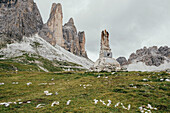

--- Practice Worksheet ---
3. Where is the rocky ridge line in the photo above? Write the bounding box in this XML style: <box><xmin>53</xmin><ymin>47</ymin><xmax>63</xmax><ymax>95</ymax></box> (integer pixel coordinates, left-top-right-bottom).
<box><xmin>116</xmin><ymin>46</ymin><xmax>170</xmax><ymax>67</ymax></box>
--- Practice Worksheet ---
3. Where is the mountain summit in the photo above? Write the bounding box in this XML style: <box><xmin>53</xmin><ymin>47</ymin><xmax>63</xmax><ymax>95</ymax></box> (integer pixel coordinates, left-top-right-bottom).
<box><xmin>39</xmin><ymin>3</ymin><xmax>88</xmax><ymax>58</ymax></box>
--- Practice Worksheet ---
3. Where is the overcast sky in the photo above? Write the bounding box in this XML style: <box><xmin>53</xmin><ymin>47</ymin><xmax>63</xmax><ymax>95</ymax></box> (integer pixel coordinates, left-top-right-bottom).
<box><xmin>34</xmin><ymin>0</ymin><xmax>170</xmax><ymax>61</ymax></box>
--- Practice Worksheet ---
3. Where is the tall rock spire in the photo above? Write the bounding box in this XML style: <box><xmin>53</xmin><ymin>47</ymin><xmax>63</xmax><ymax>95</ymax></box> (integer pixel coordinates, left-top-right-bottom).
<box><xmin>46</xmin><ymin>3</ymin><xmax>64</xmax><ymax>47</ymax></box>
<box><xmin>39</xmin><ymin>3</ymin><xmax>88</xmax><ymax>58</ymax></box>
<box><xmin>92</xmin><ymin>30</ymin><xmax>121</xmax><ymax>72</ymax></box>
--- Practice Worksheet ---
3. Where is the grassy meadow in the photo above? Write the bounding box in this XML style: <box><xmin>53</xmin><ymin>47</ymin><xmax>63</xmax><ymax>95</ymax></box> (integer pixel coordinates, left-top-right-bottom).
<box><xmin>0</xmin><ymin>70</ymin><xmax>169</xmax><ymax>113</ymax></box>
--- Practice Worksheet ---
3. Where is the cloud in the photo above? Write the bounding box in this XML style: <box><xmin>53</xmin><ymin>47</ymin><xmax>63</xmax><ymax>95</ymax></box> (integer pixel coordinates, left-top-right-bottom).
<box><xmin>35</xmin><ymin>0</ymin><xmax>170</xmax><ymax>61</ymax></box>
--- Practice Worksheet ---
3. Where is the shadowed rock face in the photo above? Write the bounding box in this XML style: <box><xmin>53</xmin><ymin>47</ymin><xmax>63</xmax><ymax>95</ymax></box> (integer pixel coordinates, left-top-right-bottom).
<box><xmin>116</xmin><ymin>57</ymin><xmax>128</xmax><ymax>66</ymax></box>
<box><xmin>0</xmin><ymin>0</ymin><xmax>43</xmax><ymax>48</ymax></box>
<box><xmin>39</xmin><ymin>3</ymin><xmax>88</xmax><ymax>58</ymax></box>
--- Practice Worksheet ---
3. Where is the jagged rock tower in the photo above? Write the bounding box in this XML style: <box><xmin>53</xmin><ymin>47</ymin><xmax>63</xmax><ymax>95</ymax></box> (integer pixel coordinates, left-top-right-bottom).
<box><xmin>39</xmin><ymin>3</ymin><xmax>88</xmax><ymax>58</ymax></box>
<box><xmin>100</xmin><ymin>30</ymin><xmax>112</xmax><ymax>58</ymax></box>
<box><xmin>39</xmin><ymin>3</ymin><xmax>64</xmax><ymax>46</ymax></box>
<box><xmin>92</xmin><ymin>30</ymin><xmax>121</xmax><ymax>72</ymax></box>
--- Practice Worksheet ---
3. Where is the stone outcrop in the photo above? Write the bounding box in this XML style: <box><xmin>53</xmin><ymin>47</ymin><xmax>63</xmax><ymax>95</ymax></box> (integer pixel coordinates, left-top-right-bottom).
<box><xmin>92</xmin><ymin>30</ymin><xmax>121</xmax><ymax>72</ymax></box>
<box><xmin>39</xmin><ymin>3</ymin><xmax>88</xmax><ymax>58</ymax></box>
<box><xmin>62</xmin><ymin>18</ymin><xmax>87</xmax><ymax>58</ymax></box>
<box><xmin>127</xmin><ymin>46</ymin><xmax>170</xmax><ymax>67</ymax></box>
<box><xmin>116</xmin><ymin>57</ymin><xmax>128</xmax><ymax>66</ymax></box>
<box><xmin>0</xmin><ymin>0</ymin><xmax>43</xmax><ymax>48</ymax></box>
<box><xmin>39</xmin><ymin>3</ymin><xmax>64</xmax><ymax>46</ymax></box>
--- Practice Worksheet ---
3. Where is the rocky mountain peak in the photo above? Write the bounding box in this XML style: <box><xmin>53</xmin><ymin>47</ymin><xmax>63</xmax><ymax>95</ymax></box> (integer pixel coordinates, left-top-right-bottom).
<box><xmin>50</xmin><ymin>3</ymin><xmax>62</xmax><ymax>18</ymax></box>
<box><xmin>0</xmin><ymin>0</ymin><xmax>43</xmax><ymax>48</ymax></box>
<box><xmin>68</xmin><ymin>17</ymin><xmax>74</xmax><ymax>25</ymax></box>
<box><xmin>42</xmin><ymin>2</ymin><xmax>64</xmax><ymax>47</ymax></box>
<box><xmin>62</xmin><ymin>18</ymin><xmax>87</xmax><ymax>58</ymax></box>
<box><xmin>39</xmin><ymin>3</ymin><xmax>88</xmax><ymax>58</ymax></box>
<box><xmin>117</xmin><ymin>46</ymin><xmax>170</xmax><ymax>67</ymax></box>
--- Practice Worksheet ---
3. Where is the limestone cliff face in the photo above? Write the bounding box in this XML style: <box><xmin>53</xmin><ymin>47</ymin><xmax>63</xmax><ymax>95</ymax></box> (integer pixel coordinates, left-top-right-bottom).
<box><xmin>63</xmin><ymin>18</ymin><xmax>87</xmax><ymax>58</ymax></box>
<box><xmin>0</xmin><ymin>0</ymin><xmax>43</xmax><ymax>48</ymax></box>
<box><xmin>39</xmin><ymin>3</ymin><xmax>88</xmax><ymax>58</ymax></box>
<box><xmin>39</xmin><ymin>3</ymin><xmax>64</xmax><ymax>46</ymax></box>
<box><xmin>128</xmin><ymin>46</ymin><xmax>170</xmax><ymax>66</ymax></box>
<box><xmin>117</xmin><ymin>46</ymin><xmax>170</xmax><ymax>67</ymax></box>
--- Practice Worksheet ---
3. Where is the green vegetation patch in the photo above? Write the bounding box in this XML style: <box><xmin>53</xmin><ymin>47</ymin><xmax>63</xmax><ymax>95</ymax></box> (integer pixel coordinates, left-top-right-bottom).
<box><xmin>0</xmin><ymin>71</ymin><xmax>169</xmax><ymax>112</ymax></box>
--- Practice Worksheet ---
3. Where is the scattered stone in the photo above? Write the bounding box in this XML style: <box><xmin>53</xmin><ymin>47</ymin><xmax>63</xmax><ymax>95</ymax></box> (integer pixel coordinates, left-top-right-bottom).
<box><xmin>51</xmin><ymin>101</ymin><xmax>59</xmax><ymax>106</ymax></box>
<box><xmin>160</xmin><ymin>79</ymin><xmax>164</xmax><ymax>81</ymax></box>
<box><xmin>66</xmin><ymin>100</ymin><xmax>71</xmax><ymax>105</ymax></box>
<box><xmin>44</xmin><ymin>91</ymin><xmax>52</xmax><ymax>96</ymax></box>
<box><xmin>27</xmin><ymin>101</ymin><xmax>31</xmax><ymax>104</ymax></box>
<box><xmin>36</xmin><ymin>104</ymin><xmax>45</xmax><ymax>108</ymax></box>
<box><xmin>27</xmin><ymin>82</ymin><xmax>32</xmax><ymax>86</ymax></box>
<box><xmin>115</xmin><ymin>102</ymin><xmax>120</xmax><ymax>107</ymax></box>
<box><xmin>111</xmin><ymin>72</ymin><xmax>115</xmax><ymax>74</ymax></box>
<box><xmin>39</xmin><ymin>83</ymin><xmax>47</xmax><ymax>85</ymax></box>
<box><xmin>49</xmin><ymin>83</ymin><xmax>55</xmax><ymax>85</ymax></box>
<box><xmin>100</xmin><ymin>100</ymin><xmax>106</xmax><ymax>105</ymax></box>
<box><xmin>97</xmin><ymin>75</ymin><xmax>101</xmax><ymax>78</ymax></box>
<box><xmin>55</xmin><ymin>92</ymin><xmax>58</xmax><ymax>95</ymax></box>
<box><xmin>18</xmin><ymin>102</ymin><xmax>22</xmax><ymax>104</ymax></box>
<box><xmin>165</xmin><ymin>79</ymin><xmax>170</xmax><ymax>82</ymax></box>
<box><xmin>94</xmin><ymin>99</ymin><xmax>98</xmax><ymax>104</ymax></box>
<box><xmin>143</xmin><ymin>79</ymin><xmax>148</xmax><ymax>82</ymax></box>
<box><xmin>107</xmin><ymin>100</ymin><xmax>111</xmax><ymax>106</ymax></box>
<box><xmin>139</xmin><ymin>104</ymin><xmax>157</xmax><ymax>113</ymax></box>
<box><xmin>0</xmin><ymin>83</ymin><xmax>4</xmax><ymax>85</ymax></box>
<box><xmin>12</xmin><ymin>82</ymin><xmax>19</xmax><ymax>84</ymax></box>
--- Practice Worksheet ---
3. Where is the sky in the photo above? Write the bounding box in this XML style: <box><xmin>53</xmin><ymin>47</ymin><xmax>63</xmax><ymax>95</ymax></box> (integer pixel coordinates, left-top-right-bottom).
<box><xmin>34</xmin><ymin>0</ymin><xmax>170</xmax><ymax>61</ymax></box>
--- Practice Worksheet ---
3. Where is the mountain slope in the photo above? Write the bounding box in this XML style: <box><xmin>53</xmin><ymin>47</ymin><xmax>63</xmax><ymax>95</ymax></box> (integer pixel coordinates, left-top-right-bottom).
<box><xmin>0</xmin><ymin>34</ymin><xmax>94</xmax><ymax>69</ymax></box>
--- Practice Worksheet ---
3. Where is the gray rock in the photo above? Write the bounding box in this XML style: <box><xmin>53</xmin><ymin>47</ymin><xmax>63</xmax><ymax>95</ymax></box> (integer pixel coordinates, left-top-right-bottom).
<box><xmin>63</xmin><ymin>18</ymin><xmax>88</xmax><ymax>58</ymax></box>
<box><xmin>0</xmin><ymin>0</ymin><xmax>43</xmax><ymax>48</ymax></box>
<box><xmin>127</xmin><ymin>46</ymin><xmax>170</xmax><ymax>67</ymax></box>
<box><xmin>158</xmin><ymin>46</ymin><xmax>170</xmax><ymax>58</ymax></box>
<box><xmin>116</xmin><ymin>57</ymin><xmax>128</xmax><ymax>66</ymax></box>
<box><xmin>39</xmin><ymin>3</ymin><xmax>88</xmax><ymax>58</ymax></box>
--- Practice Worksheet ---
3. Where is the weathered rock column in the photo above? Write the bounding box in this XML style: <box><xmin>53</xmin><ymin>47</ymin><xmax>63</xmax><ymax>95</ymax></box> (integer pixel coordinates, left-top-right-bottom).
<box><xmin>47</xmin><ymin>3</ymin><xmax>64</xmax><ymax>47</ymax></box>
<box><xmin>92</xmin><ymin>30</ymin><xmax>121</xmax><ymax>72</ymax></box>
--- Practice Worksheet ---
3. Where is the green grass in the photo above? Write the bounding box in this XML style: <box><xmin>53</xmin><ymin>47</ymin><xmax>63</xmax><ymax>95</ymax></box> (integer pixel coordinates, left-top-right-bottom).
<box><xmin>0</xmin><ymin>54</ymin><xmax>84</xmax><ymax>72</ymax></box>
<box><xmin>0</xmin><ymin>71</ymin><xmax>169</xmax><ymax>112</ymax></box>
